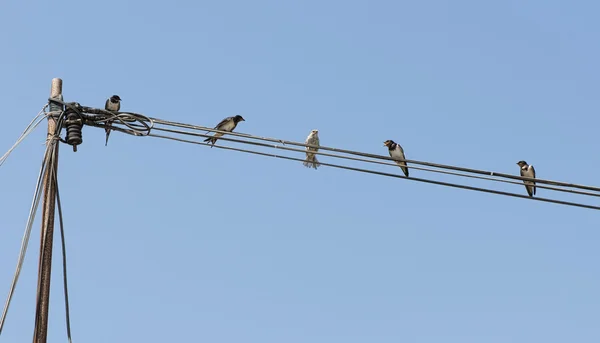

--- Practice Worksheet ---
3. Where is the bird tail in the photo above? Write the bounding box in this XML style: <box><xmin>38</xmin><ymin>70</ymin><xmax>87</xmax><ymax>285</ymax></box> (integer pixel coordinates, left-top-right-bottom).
<box><xmin>523</xmin><ymin>181</ymin><xmax>535</xmax><ymax>197</ymax></box>
<box><xmin>204</xmin><ymin>136</ymin><xmax>216</xmax><ymax>147</ymax></box>
<box><xmin>104</xmin><ymin>120</ymin><xmax>113</xmax><ymax>146</ymax></box>
<box><xmin>204</xmin><ymin>132</ymin><xmax>224</xmax><ymax>147</ymax></box>
<box><xmin>400</xmin><ymin>163</ymin><xmax>409</xmax><ymax>177</ymax></box>
<box><xmin>303</xmin><ymin>154</ymin><xmax>320</xmax><ymax>169</ymax></box>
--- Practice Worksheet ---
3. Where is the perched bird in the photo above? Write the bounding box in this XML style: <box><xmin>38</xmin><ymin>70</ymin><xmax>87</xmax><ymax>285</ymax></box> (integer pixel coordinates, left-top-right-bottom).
<box><xmin>303</xmin><ymin>129</ymin><xmax>320</xmax><ymax>169</ymax></box>
<box><xmin>517</xmin><ymin>160</ymin><xmax>536</xmax><ymax>197</ymax></box>
<box><xmin>383</xmin><ymin>139</ymin><xmax>409</xmax><ymax>177</ymax></box>
<box><xmin>104</xmin><ymin>95</ymin><xmax>122</xmax><ymax>146</ymax></box>
<box><xmin>204</xmin><ymin>115</ymin><xmax>245</xmax><ymax>146</ymax></box>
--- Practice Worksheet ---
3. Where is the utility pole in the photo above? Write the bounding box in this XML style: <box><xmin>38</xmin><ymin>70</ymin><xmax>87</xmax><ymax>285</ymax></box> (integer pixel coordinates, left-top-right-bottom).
<box><xmin>32</xmin><ymin>78</ymin><xmax>62</xmax><ymax>343</ymax></box>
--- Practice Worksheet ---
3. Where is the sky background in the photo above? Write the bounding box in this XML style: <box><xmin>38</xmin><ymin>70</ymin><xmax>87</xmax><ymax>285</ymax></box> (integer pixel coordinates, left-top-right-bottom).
<box><xmin>1</xmin><ymin>0</ymin><xmax>600</xmax><ymax>342</ymax></box>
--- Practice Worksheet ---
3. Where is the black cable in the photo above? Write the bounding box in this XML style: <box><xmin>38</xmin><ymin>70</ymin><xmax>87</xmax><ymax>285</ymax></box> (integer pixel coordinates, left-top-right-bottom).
<box><xmin>148</xmin><ymin>117</ymin><xmax>600</xmax><ymax>193</ymax></box>
<box><xmin>0</xmin><ymin>127</ymin><xmax>52</xmax><ymax>335</ymax></box>
<box><xmin>52</xmin><ymin>156</ymin><xmax>73</xmax><ymax>343</ymax></box>
<box><xmin>147</xmin><ymin>132</ymin><xmax>600</xmax><ymax>211</ymax></box>
<box><xmin>68</xmin><ymin>104</ymin><xmax>600</xmax><ymax>210</ymax></box>
<box><xmin>149</xmin><ymin>126</ymin><xmax>600</xmax><ymax>199</ymax></box>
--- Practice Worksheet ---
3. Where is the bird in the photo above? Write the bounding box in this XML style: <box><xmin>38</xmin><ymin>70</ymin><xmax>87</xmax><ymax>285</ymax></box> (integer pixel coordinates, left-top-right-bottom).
<box><xmin>104</xmin><ymin>95</ymin><xmax>121</xmax><ymax>146</ymax></box>
<box><xmin>517</xmin><ymin>160</ymin><xmax>536</xmax><ymax>197</ymax></box>
<box><xmin>204</xmin><ymin>115</ymin><xmax>245</xmax><ymax>146</ymax></box>
<box><xmin>303</xmin><ymin>129</ymin><xmax>320</xmax><ymax>169</ymax></box>
<box><xmin>383</xmin><ymin>139</ymin><xmax>409</xmax><ymax>177</ymax></box>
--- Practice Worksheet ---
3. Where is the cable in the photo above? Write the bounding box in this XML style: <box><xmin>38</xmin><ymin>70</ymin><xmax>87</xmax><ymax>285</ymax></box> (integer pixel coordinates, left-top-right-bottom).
<box><xmin>147</xmin><ymin>132</ymin><xmax>600</xmax><ymax>211</ymax></box>
<box><xmin>0</xmin><ymin>105</ymin><xmax>72</xmax><ymax>340</ymax></box>
<box><xmin>53</xmin><ymin>150</ymin><xmax>73</xmax><ymax>343</ymax></box>
<box><xmin>148</xmin><ymin>117</ymin><xmax>600</xmax><ymax>193</ymax></box>
<box><xmin>0</xmin><ymin>104</ymin><xmax>48</xmax><ymax>168</ymax></box>
<box><xmin>149</xmin><ymin>126</ymin><xmax>600</xmax><ymax>199</ymax></box>
<box><xmin>69</xmin><ymin>104</ymin><xmax>600</xmax><ymax>210</ymax></box>
<box><xmin>0</xmin><ymin>128</ymin><xmax>55</xmax><ymax>334</ymax></box>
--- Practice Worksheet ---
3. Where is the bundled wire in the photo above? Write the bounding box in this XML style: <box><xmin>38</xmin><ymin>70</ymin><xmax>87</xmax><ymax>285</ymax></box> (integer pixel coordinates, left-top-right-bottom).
<box><xmin>0</xmin><ymin>104</ymin><xmax>49</xmax><ymax>168</ymax></box>
<box><xmin>0</xmin><ymin>104</ymin><xmax>73</xmax><ymax>342</ymax></box>
<box><xmin>0</xmin><ymin>105</ymin><xmax>56</xmax><ymax>335</ymax></box>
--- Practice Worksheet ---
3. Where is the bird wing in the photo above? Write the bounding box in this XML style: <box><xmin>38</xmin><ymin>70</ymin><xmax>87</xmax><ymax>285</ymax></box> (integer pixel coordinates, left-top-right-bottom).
<box><xmin>390</xmin><ymin>146</ymin><xmax>409</xmax><ymax>177</ymax></box>
<box><xmin>305</xmin><ymin>134</ymin><xmax>319</xmax><ymax>152</ymax></box>
<box><xmin>530</xmin><ymin>165</ymin><xmax>536</xmax><ymax>195</ymax></box>
<box><xmin>520</xmin><ymin>167</ymin><xmax>535</xmax><ymax>197</ymax></box>
<box><xmin>396</xmin><ymin>144</ymin><xmax>405</xmax><ymax>155</ymax></box>
<box><xmin>105</xmin><ymin>99</ymin><xmax>110</xmax><ymax>110</ymax></box>
<box><xmin>214</xmin><ymin>117</ymin><xmax>233</xmax><ymax>130</ymax></box>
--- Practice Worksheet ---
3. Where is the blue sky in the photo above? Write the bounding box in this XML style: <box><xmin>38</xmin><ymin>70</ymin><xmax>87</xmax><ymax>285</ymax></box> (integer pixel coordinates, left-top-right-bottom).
<box><xmin>1</xmin><ymin>0</ymin><xmax>600</xmax><ymax>342</ymax></box>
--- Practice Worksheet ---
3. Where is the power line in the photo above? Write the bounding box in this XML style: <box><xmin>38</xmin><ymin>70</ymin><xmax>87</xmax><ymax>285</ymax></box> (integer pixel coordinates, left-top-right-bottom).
<box><xmin>147</xmin><ymin>116</ymin><xmax>600</xmax><ymax>193</ymax></box>
<box><xmin>0</xmin><ymin>105</ymin><xmax>48</xmax><ymax>168</ymax></box>
<box><xmin>148</xmin><ymin>125</ymin><xmax>600</xmax><ymax>199</ymax></box>
<box><xmin>63</xmin><ymin>106</ymin><xmax>599</xmax><ymax>210</ymax></box>
<box><xmin>29</xmin><ymin>101</ymin><xmax>595</xmax><ymax>210</ymax></box>
<box><xmin>147</xmin><ymin>132</ymin><xmax>600</xmax><ymax>211</ymax></box>
<box><xmin>56</xmin><ymin>102</ymin><xmax>600</xmax><ymax>197</ymax></box>
<box><xmin>0</xmin><ymin>111</ymin><xmax>54</xmax><ymax>334</ymax></box>
<box><xmin>0</xmin><ymin>89</ymin><xmax>598</xmax><ymax>342</ymax></box>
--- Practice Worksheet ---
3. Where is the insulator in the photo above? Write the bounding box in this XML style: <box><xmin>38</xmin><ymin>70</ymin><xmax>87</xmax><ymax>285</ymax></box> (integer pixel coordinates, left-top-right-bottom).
<box><xmin>64</xmin><ymin>110</ymin><xmax>83</xmax><ymax>152</ymax></box>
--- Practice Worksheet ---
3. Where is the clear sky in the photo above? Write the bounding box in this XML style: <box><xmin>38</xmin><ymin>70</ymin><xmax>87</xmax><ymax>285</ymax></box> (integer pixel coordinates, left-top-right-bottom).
<box><xmin>1</xmin><ymin>0</ymin><xmax>599</xmax><ymax>342</ymax></box>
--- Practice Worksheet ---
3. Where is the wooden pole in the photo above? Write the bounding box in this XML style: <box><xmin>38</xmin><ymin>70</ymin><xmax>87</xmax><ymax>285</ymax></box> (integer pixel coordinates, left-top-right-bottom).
<box><xmin>33</xmin><ymin>78</ymin><xmax>62</xmax><ymax>343</ymax></box>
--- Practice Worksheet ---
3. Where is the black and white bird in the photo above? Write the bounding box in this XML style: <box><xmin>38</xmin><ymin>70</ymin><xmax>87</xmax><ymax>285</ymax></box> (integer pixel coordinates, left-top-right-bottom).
<box><xmin>303</xmin><ymin>129</ymin><xmax>320</xmax><ymax>169</ymax></box>
<box><xmin>517</xmin><ymin>160</ymin><xmax>536</xmax><ymax>197</ymax></box>
<box><xmin>383</xmin><ymin>139</ymin><xmax>409</xmax><ymax>177</ymax></box>
<box><xmin>204</xmin><ymin>115</ymin><xmax>245</xmax><ymax>146</ymax></box>
<box><xmin>104</xmin><ymin>95</ymin><xmax>121</xmax><ymax>146</ymax></box>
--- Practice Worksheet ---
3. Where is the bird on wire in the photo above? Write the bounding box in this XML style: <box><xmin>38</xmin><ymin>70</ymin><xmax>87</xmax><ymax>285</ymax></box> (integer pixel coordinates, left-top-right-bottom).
<box><xmin>517</xmin><ymin>160</ymin><xmax>536</xmax><ymax>197</ymax></box>
<box><xmin>383</xmin><ymin>139</ymin><xmax>409</xmax><ymax>177</ymax></box>
<box><xmin>204</xmin><ymin>115</ymin><xmax>245</xmax><ymax>147</ymax></box>
<box><xmin>104</xmin><ymin>95</ymin><xmax>121</xmax><ymax>146</ymax></box>
<box><xmin>303</xmin><ymin>129</ymin><xmax>321</xmax><ymax>169</ymax></box>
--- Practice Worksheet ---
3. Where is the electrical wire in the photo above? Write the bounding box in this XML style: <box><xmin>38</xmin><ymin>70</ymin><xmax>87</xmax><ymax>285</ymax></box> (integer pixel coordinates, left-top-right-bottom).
<box><xmin>68</xmin><ymin>104</ymin><xmax>600</xmax><ymax>210</ymax></box>
<box><xmin>0</xmin><ymin>104</ymin><xmax>48</xmax><ymax>168</ymax></box>
<box><xmin>80</xmin><ymin>108</ymin><xmax>600</xmax><ymax>197</ymax></box>
<box><xmin>0</xmin><ymin>125</ymin><xmax>55</xmax><ymax>334</ymax></box>
<box><xmin>147</xmin><ymin>117</ymin><xmax>600</xmax><ymax>193</ymax></box>
<box><xmin>0</xmin><ymin>105</ymin><xmax>73</xmax><ymax>343</ymax></box>
<box><xmin>37</xmin><ymin>102</ymin><xmax>73</xmax><ymax>343</ymax></box>
<box><xmin>68</xmin><ymin>104</ymin><xmax>600</xmax><ymax>211</ymax></box>
<box><xmin>147</xmin><ymin>132</ymin><xmax>600</xmax><ymax>211</ymax></box>
<box><xmin>52</xmin><ymin>147</ymin><xmax>73</xmax><ymax>343</ymax></box>
<box><xmin>149</xmin><ymin>126</ymin><xmax>600</xmax><ymax>199</ymax></box>
<box><xmin>3</xmin><ymin>102</ymin><xmax>596</xmax><ymax>337</ymax></box>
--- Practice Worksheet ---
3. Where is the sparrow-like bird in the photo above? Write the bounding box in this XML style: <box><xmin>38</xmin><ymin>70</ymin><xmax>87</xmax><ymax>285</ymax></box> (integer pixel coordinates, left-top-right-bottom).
<box><xmin>303</xmin><ymin>129</ymin><xmax>320</xmax><ymax>169</ymax></box>
<box><xmin>383</xmin><ymin>139</ymin><xmax>409</xmax><ymax>177</ymax></box>
<box><xmin>104</xmin><ymin>95</ymin><xmax>122</xmax><ymax>146</ymax></box>
<box><xmin>204</xmin><ymin>115</ymin><xmax>245</xmax><ymax>146</ymax></box>
<box><xmin>517</xmin><ymin>160</ymin><xmax>536</xmax><ymax>197</ymax></box>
